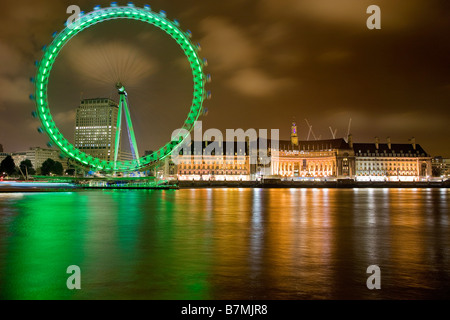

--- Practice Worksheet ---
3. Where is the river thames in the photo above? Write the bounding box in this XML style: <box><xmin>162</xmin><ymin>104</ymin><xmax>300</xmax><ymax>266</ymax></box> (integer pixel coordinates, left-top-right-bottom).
<box><xmin>0</xmin><ymin>188</ymin><xmax>449</xmax><ymax>300</ymax></box>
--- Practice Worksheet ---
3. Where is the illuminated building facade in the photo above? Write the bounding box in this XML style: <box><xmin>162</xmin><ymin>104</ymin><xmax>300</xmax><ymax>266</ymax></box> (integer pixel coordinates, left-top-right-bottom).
<box><xmin>258</xmin><ymin>124</ymin><xmax>432</xmax><ymax>182</ymax></box>
<box><xmin>267</xmin><ymin>138</ymin><xmax>355</xmax><ymax>180</ymax></box>
<box><xmin>160</xmin><ymin>141</ymin><xmax>251</xmax><ymax>181</ymax></box>
<box><xmin>2</xmin><ymin>148</ymin><xmax>67</xmax><ymax>173</ymax></box>
<box><xmin>74</xmin><ymin>98</ymin><xmax>119</xmax><ymax>162</ymax></box>
<box><xmin>156</xmin><ymin>123</ymin><xmax>433</xmax><ymax>183</ymax></box>
<box><xmin>20</xmin><ymin>147</ymin><xmax>66</xmax><ymax>172</ymax></box>
<box><xmin>353</xmin><ymin>137</ymin><xmax>432</xmax><ymax>181</ymax></box>
<box><xmin>12</xmin><ymin>152</ymin><xmax>27</xmax><ymax>167</ymax></box>
<box><xmin>432</xmin><ymin>156</ymin><xmax>450</xmax><ymax>179</ymax></box>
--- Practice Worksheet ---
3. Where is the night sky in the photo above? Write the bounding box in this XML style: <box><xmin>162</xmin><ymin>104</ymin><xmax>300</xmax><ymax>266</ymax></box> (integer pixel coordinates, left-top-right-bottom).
<box><xmin>0</xmin><ymin>0</ymin><xmax>449</xmax><ymax>157</ymax></box>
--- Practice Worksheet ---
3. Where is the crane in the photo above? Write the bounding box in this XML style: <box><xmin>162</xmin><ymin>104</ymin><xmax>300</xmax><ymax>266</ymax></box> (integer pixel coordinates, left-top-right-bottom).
<box><xmin>305</xmin><ymin>119</ymin><xmax>318</xmax><ymax>141</ymax></box>
<box><xmin>344</xmin><ymin>118</ymin><xmax>352</xmax><ymax>142</ymax></box>
<box><xmin>329</xmin><ymin>127</ymin><xmax>337</xmax><ymax>139</ymax></box>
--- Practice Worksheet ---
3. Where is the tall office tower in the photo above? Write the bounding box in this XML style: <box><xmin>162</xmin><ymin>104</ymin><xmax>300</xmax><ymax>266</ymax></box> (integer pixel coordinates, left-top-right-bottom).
<box><xmin>74</xmin><ymin>98</ymin><xmax>119</xmax><ymax>162</ymax></box>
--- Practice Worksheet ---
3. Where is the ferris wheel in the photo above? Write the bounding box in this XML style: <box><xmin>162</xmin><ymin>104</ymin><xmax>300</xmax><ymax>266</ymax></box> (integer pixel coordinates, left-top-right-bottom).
<box><xmin>31</xmin><ymin>3</ymin><xmax>210</xmax><ymax>173</ymax></box>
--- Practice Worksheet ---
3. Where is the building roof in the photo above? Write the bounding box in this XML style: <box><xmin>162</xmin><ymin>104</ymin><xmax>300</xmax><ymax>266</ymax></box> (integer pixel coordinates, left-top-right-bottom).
<box><xmin>353</xmin><ymin>143</ymin><xmax>429</xmax><ymax>157</ymax></box>
<box><xmin>80</xmin><ymin>98</ymin><xmax>118</xmax><ymax>107</ymax></box>
<box><xmin>260</xmin><ymin>138</ymin><xmax>352</xmax><ymax>151</ymax></box>
<box><xmin>178</xmin><ymin>141</ymin><xmax>250</xmax><ymax>156</ymax></box>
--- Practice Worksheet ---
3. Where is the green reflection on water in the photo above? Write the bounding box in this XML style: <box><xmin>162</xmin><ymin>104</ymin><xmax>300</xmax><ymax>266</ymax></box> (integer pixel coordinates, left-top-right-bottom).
<box><xmin>3</xmin><ymin>192</ymin><xmax>86</xmax><ymax>299</ymax></box>
<box><xmin>1</xmin><ymin>190</ymin><xmax>211</xmax><ymax>300</ymax></box>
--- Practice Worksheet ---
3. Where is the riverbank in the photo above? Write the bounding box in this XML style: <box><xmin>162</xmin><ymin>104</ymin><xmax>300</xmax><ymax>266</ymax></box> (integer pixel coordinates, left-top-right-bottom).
<box><xmin>177</xmin><ymin>180</ymin><xmax>450</xmax><ymax>189</ymax></box>
<box><xmin>1</xmin><ymin>180</ymin><xmax>449</xmax><ymax>192</ymax></box>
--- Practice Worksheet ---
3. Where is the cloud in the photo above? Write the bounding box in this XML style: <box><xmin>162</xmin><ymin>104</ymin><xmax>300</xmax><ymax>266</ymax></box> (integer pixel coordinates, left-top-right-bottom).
<box><xmin>318</xmin><ymin>49</ymin><xmax>352</xmax><ymax>63</ymax></box>
<box><xmin>228</xmin><ymin>68</ymin><xmax>294</xmax><ymax>98</ymax></box>
<box><xmin>0</xmin><ymin>77</ymin><xmax>31</xmax><ymax>105</ymax></box>
<box><xmin>0</xmin><ymin>42</ymin><xmax>33</xmax><ymax>107</ymax></box>
<box><xmin>199</xmin><ymin>17</ymin><xmax>258</xmax><ymax>72</ymax></box>
<box><xmin>0</xmin><ymin>42</ymin><xmax>27</xmax><ymax>77</ymax></box>
<box><xmin>374</xmin><ymin>112</ymin><xmax>448</xmax><ymax>131</ymax></box>
<box><xmin>259</xmin><ymin>0</ymin><xmax>435</xmax><ymax>30</ymax></box>
<box><xmin>53</xmin><ymin>109</ymin><xmax>77</xmax><ymax>127</ymax></box>
<box><xmin>199</xmin><ymin>16</ymin><xmax>296</xmax><ymax>98</ymax></box>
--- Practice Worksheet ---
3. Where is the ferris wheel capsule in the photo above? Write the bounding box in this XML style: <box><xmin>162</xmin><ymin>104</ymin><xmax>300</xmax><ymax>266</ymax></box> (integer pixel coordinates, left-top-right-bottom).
<box><xmin>186</xmin><ymin>30</ymin><xmax>192</xmax><ymax>38</ymax></box>
<box><xmin>127</xmin><ymin>2</ymin><xmax>135</xmax><ymax>7</ymax></box>
<box><xmin>29</xmin><ymin>94</ymin><xmax>35</xmax><ymax>101</ymax></box>
<box><xmin>144</xmin><ymin>4</ymin><xmax>151</xmax><ymax>11</ymax></box>
<box><xmin>206</xmin><ymin>91</ymin><xmax>212</xmax><ymax>100</ymax></box>
<box><xmin>52</xmin><ymin>31</ymin><xmax>58</xmax><ymax>38</ymax></box>
<box><xmin>37</xmin><ymin>128</ymin><xmax>44</xmax><ymax>134</ymax></box>
<box><xmin>206</xmin><ymin>74</ymin><xmax>212</xmax><ymax>83</ymax></box>
<box><xmin>30</xmin><ymin>77</ymin><xmax>35</xmax><ymax>83</ymax></box>
<box><xmin>159</xmin><ymin>10</ymin><xmax>167</xmax><ymax>18</ymax></box>
<box><xmin>31</xmin><ymin>111</ymin><xmax>38</xmax><ymax>118</ymax></box>
<box><xmin>111</xmin><ymin>2</ymin><xmax>118</xmax><ymax>7</ymax></box>
<box><xmin>173</xmin><ymin>19</ymin><xmax>180</xmax><ymax>27</ymax></box>
<box><xmin>94</xmin><ymin>5</ymin><xmax>101</xmax><ymax>11</ymax></box>
<box><xmin>47</xmin><ymin>142</ymin><xmax>53</xmax><ymax>148</ymax></box>
<box><xmin>203</xmin><ymin>58</ymin><xmax>208</xmax><ymax>67</ymax></box>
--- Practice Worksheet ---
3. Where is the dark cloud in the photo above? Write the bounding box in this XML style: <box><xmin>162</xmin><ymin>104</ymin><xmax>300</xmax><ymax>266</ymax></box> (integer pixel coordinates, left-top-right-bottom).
<box><xmin>0</xmin><ymin>0</ymin><xmax>449</xmax><ymax>157</ymax></box>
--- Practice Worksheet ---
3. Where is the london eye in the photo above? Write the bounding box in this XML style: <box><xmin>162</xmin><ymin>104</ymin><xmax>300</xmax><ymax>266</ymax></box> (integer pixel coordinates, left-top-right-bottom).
<box><xmin>31</xmin><ymin>3</ymin><xmax>210</xmax><ymax>174</ymax></box>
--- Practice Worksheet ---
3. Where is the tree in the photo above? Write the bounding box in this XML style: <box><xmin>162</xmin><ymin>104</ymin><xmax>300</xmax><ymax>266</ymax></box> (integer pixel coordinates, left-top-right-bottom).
<box><xmin>53</xmin><ymin>161</ymin><xmax>64</xmax><ymax>176</ymax></box>
<box><xmin>20</xmin><ymin>160</ymin><xmax>36</xmax><ymax>176</ymax></box>
<box><xmin>41</xmin><ymin>158</ymin><xmax>64</xmax><ymax>176</ymax></box>
<box><xmin>41</xmin><ymin>159</ymin><xmax>55</xmax><ymax>176</ymax></box>
<box><xmin>65</xmin><ymin>168</ymin><xmax>76</xmax><ymax>176</ymax></box>
<box><xmin>0</xmin><ymin>156</ymin><xmax>16</xmax><ymax>176</ymax></box>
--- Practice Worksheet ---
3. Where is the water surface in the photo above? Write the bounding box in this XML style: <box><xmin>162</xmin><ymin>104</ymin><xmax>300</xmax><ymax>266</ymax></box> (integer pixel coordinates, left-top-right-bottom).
<box><xmin>0</xmin><ymin>188</ymin><xmax>449</xmax><ymax>300</ymax></box>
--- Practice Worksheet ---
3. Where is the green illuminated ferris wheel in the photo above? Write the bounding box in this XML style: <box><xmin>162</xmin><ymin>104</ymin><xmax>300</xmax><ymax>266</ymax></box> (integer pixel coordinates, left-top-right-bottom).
<box><xmin>32</xmin><ymin>3</ymin><xmax>210</xmax><ymax>173</ymax></box>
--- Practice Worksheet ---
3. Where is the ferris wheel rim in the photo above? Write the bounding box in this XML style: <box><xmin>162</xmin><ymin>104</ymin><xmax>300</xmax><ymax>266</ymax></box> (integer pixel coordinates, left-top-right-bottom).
<box><xmin>34</xmin><ymin>5</ymin><xmax>207</xmax><ymax>172</ymax></box>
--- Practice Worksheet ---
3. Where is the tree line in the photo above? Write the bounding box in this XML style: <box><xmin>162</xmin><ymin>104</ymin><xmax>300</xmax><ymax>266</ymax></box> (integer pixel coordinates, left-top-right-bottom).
<box><xmin>0</xmin><ymin>155</ymin><xmax>66</xmax><ymax>178</ymax></box>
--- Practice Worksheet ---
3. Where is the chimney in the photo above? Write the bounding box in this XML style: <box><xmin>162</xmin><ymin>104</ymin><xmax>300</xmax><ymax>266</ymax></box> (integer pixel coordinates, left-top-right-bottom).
<box><xmin>375</xmin><ymin>137</ymin><xmax>379</xmax><ymax>150</ymax></box>
<box><xmin>411</xmin><ymin>137</ymin><xmax>416</xmax><ymax>150</ymax></box>
<box><xmin>387</xmin><ymin>137</ymin><xmax>391</xmax><ymax>150</ymax></box>
<box><xmin>348</xmin><ymin>134</ymin><xmax>353</xmax><ymax>148</ymax></box>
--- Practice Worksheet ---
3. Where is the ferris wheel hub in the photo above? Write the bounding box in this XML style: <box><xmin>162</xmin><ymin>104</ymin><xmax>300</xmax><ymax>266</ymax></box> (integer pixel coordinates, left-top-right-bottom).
<box><xmin>116</xmin><ymin>82</ymin><xmax>127</xmax><ymax>95</ymax></box>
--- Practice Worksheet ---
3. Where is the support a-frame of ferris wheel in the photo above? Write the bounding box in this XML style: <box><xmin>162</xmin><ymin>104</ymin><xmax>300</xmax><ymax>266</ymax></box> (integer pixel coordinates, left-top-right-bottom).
<box><xmin>114</xmin><ymin>83</ymin><xmax>140</xmax><ymax>171</ymax></box>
